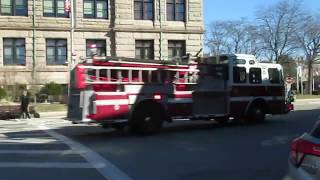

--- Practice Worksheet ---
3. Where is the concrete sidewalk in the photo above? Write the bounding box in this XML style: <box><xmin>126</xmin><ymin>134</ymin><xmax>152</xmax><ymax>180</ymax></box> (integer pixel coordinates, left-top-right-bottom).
<box><xmin>295</xmin><ymin>98</ymin><xmax>320</xmax><ymax>102</ymax></box>
<box><xmin>39</xmin><ymin>111</ymin><xmax>67</xmax><ymax>118</ymax></box>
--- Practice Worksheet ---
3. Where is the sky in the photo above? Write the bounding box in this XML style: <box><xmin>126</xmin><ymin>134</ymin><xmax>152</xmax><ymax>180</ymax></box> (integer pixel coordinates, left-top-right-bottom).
<box><xmin>204</xmin><ymin>0</ymin><xmax>320</xmax><ymax>26</ymax></box>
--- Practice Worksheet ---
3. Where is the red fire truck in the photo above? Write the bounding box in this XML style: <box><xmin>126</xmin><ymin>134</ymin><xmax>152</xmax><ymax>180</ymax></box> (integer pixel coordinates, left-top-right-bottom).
<box><xmin>68</xmin><ymin>54</ymin><xmax>292</xmax><ymax>134</ymax></box>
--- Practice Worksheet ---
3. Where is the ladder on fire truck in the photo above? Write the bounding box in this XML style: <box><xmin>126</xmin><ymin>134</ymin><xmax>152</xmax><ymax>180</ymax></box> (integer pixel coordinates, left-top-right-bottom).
<box><xmin>76</xmin><ymin>56</ymin><xmax>199</xmax><ymax>88</ymax></box>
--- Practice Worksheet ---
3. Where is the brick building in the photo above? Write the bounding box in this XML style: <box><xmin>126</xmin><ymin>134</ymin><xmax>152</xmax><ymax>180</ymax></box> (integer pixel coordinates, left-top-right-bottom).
<box><xmin>0</xmin><ymin>0</ymin><xmax>204</xmax><ymax>86</ymax></box>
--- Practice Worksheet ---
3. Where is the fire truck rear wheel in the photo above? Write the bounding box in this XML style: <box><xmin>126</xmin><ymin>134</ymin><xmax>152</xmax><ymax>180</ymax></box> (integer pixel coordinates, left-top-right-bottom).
<box><xmin>131</xmin><ymin>102</ymin><xmax>164</xmax><ymax>135</ymax></box>
<box><xmin>216</xmin><ymin>117</ymin><xmax>229</xmax><ymax>124</ymax></box>
<box><xmin>247</xmin><ymin>104</ymin><xmax>266</xmax><ymax>123</ymax></box>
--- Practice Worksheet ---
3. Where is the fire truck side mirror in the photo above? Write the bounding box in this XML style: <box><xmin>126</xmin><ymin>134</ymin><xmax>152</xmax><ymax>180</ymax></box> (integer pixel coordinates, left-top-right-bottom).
<box><xmin>75</xmin><ymin>65</ymin><xmax>86</xmax><ymax>89</ymax></box>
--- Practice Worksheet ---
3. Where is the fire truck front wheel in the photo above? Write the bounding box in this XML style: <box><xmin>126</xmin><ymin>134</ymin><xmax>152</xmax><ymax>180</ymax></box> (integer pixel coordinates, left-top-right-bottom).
<box><xmin>130</xmin><ymin>102</ymin><xmax>165</xmax><ymax>135</ymax></box>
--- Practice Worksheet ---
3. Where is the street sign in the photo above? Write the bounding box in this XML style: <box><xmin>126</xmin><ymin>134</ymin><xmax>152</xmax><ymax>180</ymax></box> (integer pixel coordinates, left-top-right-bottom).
<box><xmin>286</xmin><ymin>76</ymin><xmax>295</xmax><ymax>84</ymax></box>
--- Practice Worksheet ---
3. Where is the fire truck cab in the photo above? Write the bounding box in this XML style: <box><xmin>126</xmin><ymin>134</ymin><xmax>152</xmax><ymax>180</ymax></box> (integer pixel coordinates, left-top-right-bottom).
<box><xmin>67</xmin><ymin>54</ymin><xmax>290</xmax><ymax>134</ymax></box>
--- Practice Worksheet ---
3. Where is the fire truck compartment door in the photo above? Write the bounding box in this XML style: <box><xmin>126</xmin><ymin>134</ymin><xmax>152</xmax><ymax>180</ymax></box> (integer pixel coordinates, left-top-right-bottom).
<box><xmin>192</xmin><ymin>75</ymin><xmax>228</xmax><ymax>116</ymax></box>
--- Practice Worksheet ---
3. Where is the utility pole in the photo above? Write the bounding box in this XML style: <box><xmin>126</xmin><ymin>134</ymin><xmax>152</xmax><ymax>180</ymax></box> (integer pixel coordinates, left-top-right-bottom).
<box><xmin>159</xmin><ymin>0</ymin><xmax>163</xmax><ymax>61</ymax></box>
<box><xmin>296</xmin><ymin>65</ymin><xmax>300</xmax><ymax>94</ymax></box>
<box><xmin>301</xmin><ymin>65</ymin><xmax>304</xmax><ymax>95</ymax></box>
<box><xmin>65</xmin><ymin>0</ymin><xmax>74</xmax><ymax>100</ymax></box>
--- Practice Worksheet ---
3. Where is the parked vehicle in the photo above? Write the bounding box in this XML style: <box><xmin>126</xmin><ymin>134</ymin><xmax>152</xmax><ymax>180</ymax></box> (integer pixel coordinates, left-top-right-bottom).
<box><xmin>288</xmin><ymin>120</ymin><xmax>320</xmax><ymax>180</ymax></box>
<box><xmin>68</xmin><ymin>54</ymin><xmax>292</xmax><ymax>134</ymax></box>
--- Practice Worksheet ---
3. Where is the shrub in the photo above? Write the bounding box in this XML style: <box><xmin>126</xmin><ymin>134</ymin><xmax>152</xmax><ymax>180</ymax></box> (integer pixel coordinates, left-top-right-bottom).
<box><xmin>0</xmin><ymin>88</ymin><xmax>7</xmax><ymax>100</ymax></box>
<box><xmin>312</xmin><ymin>90</ymin><xmax>320</xmax><ymax>95</ymax></box>
<box><xmin>3</xmin><ymin>84</ymin><xmax>26</xmax><ymax>102</ymax></box>
<box><xmin>40</xmin><ymin>82</ymin><xmax>64</xmax><ymax>96</ymax></box>
<box><xmin>40</xmin><ymin>82</ymin><xmax>65</xmax><ymax>102</ymax></box>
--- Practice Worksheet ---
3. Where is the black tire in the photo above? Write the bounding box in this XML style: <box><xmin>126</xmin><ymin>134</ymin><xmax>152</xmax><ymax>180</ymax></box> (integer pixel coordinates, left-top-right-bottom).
<box><xmin>130</xmin><ymin>102</ymin><xmax>164</xmax><ymax>135</ymax></box>
<box><xmin>112</xmin><ymin>124</ymin><xmax>126</xmax><ymax>132</ymax></box>
<box><xmin>247</xmin><ymin>104</ymin><xmax>265</xmax><ymax>123</ymax></box>
<box><xmin>101</xmin><ymin>124</ymin><xmax>109</xmax><ymax>129</ymax></box>
<box><xmin>215</xmin><ymin>117</ymin><xmax>229</xmax><ymax>124</ymax></box>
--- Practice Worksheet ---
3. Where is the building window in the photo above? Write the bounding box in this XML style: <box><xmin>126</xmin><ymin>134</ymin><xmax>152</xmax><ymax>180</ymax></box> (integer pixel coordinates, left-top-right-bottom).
<box><xmin>167</xmin><ymin>0</ymin><xmax>185</xmax><ymax>21</ymax></box>
<box><xmin>3</xmin><ymin>38</ymin><xmax>26</xmax><ymax>66</ymax></box>
<box><xmin>168</xmin><ymin>40</ymin><xmax>185</xmax><ymax>60</ymax></box>
<box><xmin>43</xmin><ymin>0</ymin><xmax>69</xmax><ymax>17</ymax></box>
<box><xmin>135</xmin><ymin>40</ymin><xmax>154</xmax><ymax>60</ymax></box>
<box><xmin>134</xmin><ymin>0</ymin><xmax>153</xmax><ymax>20</ymax></box>
<box><xmin>0</xmin><ymin>0</ymin><xmax>27</xmax><ymax>16</ymax></box>
<box><xmin>83</xmin><ymin>0</ymin><xmax>108</xmax><ymax>19</ymax></box>
<box><xmin>46</xmin><ymin>39</ymin><xmax>67</xmax><ymax>65</ymax></box>
<box><xmin>86</xmin><ymin>39</ymin><xmax>106</xmax><ymax>57</ymax></box>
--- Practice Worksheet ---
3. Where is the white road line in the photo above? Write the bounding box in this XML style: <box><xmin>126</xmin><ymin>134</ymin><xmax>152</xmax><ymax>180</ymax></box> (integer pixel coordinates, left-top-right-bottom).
<box><xmin>0</xmin><ymin>138</ymin><xmax>60</xmax><ymax>144</ymax></box>
<box><xmin>8</xmin><ymin>133</ymin><xmax>50</xmax><ymax>137</ymax></box>
<box><xmin>37</xmin><ymin>124</ymin><xmax>132</xmax><ymax>180</ymax></box>
<box><xmin>0</xmin><ymin>162</ymin><xmax>104</xmax><ymax>168</ymax></box>
<box><xmin>0</xmin><ymin>150</ymin><xmax>78</xmax><ymax>155</ymax></box>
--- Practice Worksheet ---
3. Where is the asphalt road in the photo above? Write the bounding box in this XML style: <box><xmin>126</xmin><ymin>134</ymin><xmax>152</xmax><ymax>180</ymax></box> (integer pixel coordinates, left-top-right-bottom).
<box><xmin>0</xmin><ymin>100</ymin><xmax>320</xmax><ymax>180</ymax></box>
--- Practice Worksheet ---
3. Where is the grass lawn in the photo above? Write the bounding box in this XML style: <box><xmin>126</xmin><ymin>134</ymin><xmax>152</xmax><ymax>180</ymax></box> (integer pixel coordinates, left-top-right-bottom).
<box><xmin>31</xmin><ymin>103</ymin><xmax>67</xmax><ymax>112</ymax></box>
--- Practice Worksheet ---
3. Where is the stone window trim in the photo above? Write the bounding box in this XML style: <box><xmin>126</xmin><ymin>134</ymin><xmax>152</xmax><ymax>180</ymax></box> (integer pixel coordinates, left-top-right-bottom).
<box><xmin>86</xmin><ymin>39</ymin><xmax>106</xmax><ymax>57</ymax></box>
<box><xmin>3</xmin><ymin>38</ymin><xmax>26</xmax><ymax>66</ymax></box>
<box><xmin>168</xmin><ymin>40</ymin><xmax>186</xmax><ymax>61</ymax></box>
<box><xmin>134</xmin><ymin>0</ymin><xmax>154</xmax><ymax>20</ymax></box>
<box><xmin>43</xmin><ymin>0</ymin><xmax>69</xmax><ymax>18</ymax></box>
<box><xmin>46</xmin><ymin>39</ymin><xmax>68</xmax><ymax>66</ymax></box>
<box><xmin>166</xmin><ymin>0</ymin><xmax>186</xmax><ymax>21</ymax></box>
<box><xmin>83</xmin><ymin>0</ymin><xmax>108</xmax><ymax>19</ymax></box>
<box><xmin>135</xmin><ymin>40</ymin><xmax>154</xmax><ymax>60</ymax></box>
<box><xmin>0</xmin><ymin>0</ymin><xmax>28</xmax><ymax>16</ymax></box>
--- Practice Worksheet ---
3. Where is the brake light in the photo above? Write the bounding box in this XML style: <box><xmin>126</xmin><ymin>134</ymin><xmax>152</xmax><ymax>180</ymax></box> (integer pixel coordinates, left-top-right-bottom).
<box><xmin>287</xmin><ymin>104</ymin><xmax>294</xmax><ymax>111</ymax></box>
<box><xmin>290</xmin><ymin>138</ymin><xmax>320</xmax><ymax>167</ymax></box>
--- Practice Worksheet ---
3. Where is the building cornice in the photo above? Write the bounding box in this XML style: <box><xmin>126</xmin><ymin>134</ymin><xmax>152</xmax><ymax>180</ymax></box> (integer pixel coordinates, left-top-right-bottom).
<box><xmin>113</xmin><ymin>28</ymin><xmax>204</xmax><ymax>34</ymax></box>
<box><xmin>0</xmin><ymin>26</ymin><xmax>204</xmax><ymax>34</ymax></box>
<box><xmin>0</xmin><ymin>27</ymin><xmax>112</xmax><ymax>32</ymax></box>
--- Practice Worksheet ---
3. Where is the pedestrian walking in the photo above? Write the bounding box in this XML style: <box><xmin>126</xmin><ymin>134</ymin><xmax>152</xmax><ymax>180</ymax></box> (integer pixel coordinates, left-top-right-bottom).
<box><xmin>20</xmin><ymin>90</ymin><xmax>30</xmax><ymax>119</ymax></box>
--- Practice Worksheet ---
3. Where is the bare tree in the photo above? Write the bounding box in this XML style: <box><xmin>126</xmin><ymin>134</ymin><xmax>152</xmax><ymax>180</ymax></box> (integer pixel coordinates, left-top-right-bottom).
<box><xmin>295</xmin><ymin>15</ymin><xmax>320</xmax><ymax>94</ymax></box>
<box><xmin>206</xmin><ymin>19</ymin><xmax>262</xmax><ymax>56</ymax></box>
<box><xmin>205</xmin><ymin>21</ymin><xmax>229</xmax><ymax>55</ymax></box>
<box><xmin>224</xmin><ymin>19</ymin><xmax>248</xmax><ymax>53</ymax></box>
<box><xmin>256</xmin><ymin>0</ymin><xmax>303</xmax><ymax>63</ymax></box>
<box><xmin>242</xmin><ymin>25</ymin><xmax>264</xmax><ymax>58</ymax></box>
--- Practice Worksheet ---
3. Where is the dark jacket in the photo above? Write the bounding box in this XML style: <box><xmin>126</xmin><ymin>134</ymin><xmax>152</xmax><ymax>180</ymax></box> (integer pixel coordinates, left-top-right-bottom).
<box><xmin>20</xmin><ymin>95</ymin><xmax>30</xmax><ymax>111</ymax></box>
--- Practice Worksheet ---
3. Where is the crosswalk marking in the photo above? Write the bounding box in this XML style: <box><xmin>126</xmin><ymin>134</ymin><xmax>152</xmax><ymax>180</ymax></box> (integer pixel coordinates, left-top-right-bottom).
<box><xmin>38</xmin><ymin>124</ymin><xmax>132</xmax><ymax>180</ymax></box>
<box><xmin>7</xmin><ymin>133</ymin><xmax>51</xmax><ymax>137</ymax></box>
<box><xmin>0</xmin><ymin>162</ymin><xmax>104</xmax><ymax>168</ymax></box>
<box><xmin>0</xmin><ymin>150</ymin><xmax>79</xmax><ymax>155</ymax></box>
<box><xmin>0</xmin><ymin>118</ymin><xmax>132</xmax><ymax>180</ymax></box>
<box><xmin>0</xmin><ymin>137</ymin><xmax>60</xmax><ymax>144</ymax></box>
